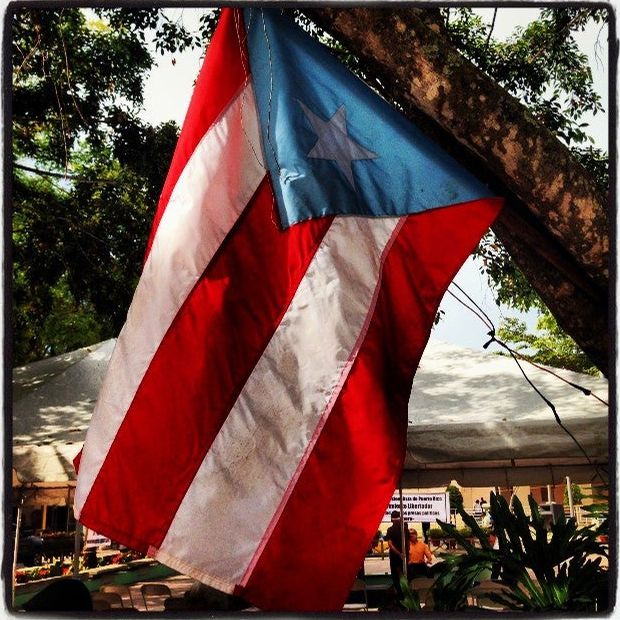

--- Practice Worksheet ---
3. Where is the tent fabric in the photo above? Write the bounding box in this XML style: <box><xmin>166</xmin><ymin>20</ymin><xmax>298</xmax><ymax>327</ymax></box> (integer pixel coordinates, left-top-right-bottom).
<box><xmin>12</xmin><ymin>338</ymin><xmax>608</xmax><ymax>490</ymax></box>
<box><xmin>405</xmin><ymin>341</ymin><xmax>608</xmax><ymax>486</ymax></box>
<box><xmin>12</xmin><ymin>340</ymin><xmax>114</xmax><ymax>490</ymax></box>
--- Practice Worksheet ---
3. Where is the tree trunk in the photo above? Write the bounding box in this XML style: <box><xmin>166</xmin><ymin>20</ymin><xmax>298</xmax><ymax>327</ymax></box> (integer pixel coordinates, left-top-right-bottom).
<box><xmin>305</xmin><ymin>7</ymin><xmax>609</xmax><ymax>376</ymax></box>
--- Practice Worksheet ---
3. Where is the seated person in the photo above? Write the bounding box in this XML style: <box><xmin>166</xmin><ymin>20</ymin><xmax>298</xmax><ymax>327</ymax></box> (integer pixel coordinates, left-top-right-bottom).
<box><xmin>406</xmin><ymin>529</ymin><xmax>434</xmax><ymax>579</ymax></box>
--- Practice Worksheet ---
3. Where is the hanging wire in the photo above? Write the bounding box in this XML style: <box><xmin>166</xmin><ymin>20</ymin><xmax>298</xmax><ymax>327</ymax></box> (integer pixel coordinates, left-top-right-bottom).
<box><xmin>446</xmin><ymin>282</ymin><xmax>608</xmax><ymax>483</ymax></box>
<box><xmin>452</xmin><ymin>278</ymin><xmax>608</xmax><ymax>406</ymax></box>
<box><xmin>448</xmin><ymin>282</ymin><xmax>608</xmax><ymax>405</ymax></box>
<box><xmin>448</xmin><ymin>282</ymin><xmax>495</xmax><ymax>332</ymax></box>
<box><xmin>511</xmin><ymin>355</ymin><xmax>608</xmax><ymax>407</ymax></box>
<box><xmin>483</xmin><ymin>332</ymin><xmax>607</xmax><ymax>481</ymax></box>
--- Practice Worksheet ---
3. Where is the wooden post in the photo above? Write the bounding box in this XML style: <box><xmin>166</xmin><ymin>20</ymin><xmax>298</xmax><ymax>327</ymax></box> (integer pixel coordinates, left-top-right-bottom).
<box><xmin>41</xmin><ymin>504</ymin><xmax>48</xmax><ymax>531</ymax></box>
<box><xmin>66</xmin><ymin>487</ymin><xmax>72</xmax><ymax>532</ymax></box>
<box><xmin>398</xmin><ymin>481</ymin><xmax>407</xmax><ymax>577</ymax></box>
<box><xmin>566</xmin><ymin>476</ymin><xmax>575</xmax><ymax>518</ymax></box>
<box><xmin>73</xmin><ymin>522</ymin><xmax>83</xmax><ymax>576</ymax></box>
<box><xmin>13</xmin><ymin>496</ymin><xmax>24</xmax><ymax>609</ymax></box>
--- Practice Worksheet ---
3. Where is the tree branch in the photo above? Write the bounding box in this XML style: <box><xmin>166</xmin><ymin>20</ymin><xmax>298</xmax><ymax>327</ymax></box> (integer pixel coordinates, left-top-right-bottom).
<box><xmin>304</xmin><ymin>7</ymin><xmax>609</xmax><ymax>375</ymax></box>
<box><xmin>14</xmin><ymin>162</ymin><xmax>117</xmax><ymax>184</ymax></box>
<box><xmin>485</xmin><ymin>8</ymin><xmax>497</xmax><ymax>50</ymax></box>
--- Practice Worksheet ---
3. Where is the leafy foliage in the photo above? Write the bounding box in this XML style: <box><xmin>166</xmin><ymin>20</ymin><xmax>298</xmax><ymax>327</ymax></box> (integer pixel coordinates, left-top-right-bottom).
<box><xmin>430</xmin><ymin>512</ymin><xmax>496</xmax><ymax>610</ymax></box>
<box><xmin>427</xmin><ymin>527</ymin><xmax>445</xmax><ymax>541</ymax></box>
<box><xmin>433</xmin><ymin>492</ymin><xmax>608</xmax><ymax>611</ymax></box>
<box><xmin>497</xmin><ymin>311</ymin><xmax>600</xmax><ymax>374</ymax></box>
<box><xmin>398</xmin><ymin>576</ymin><xmax>422</xmax><ymax>611</ymax></box>
<box><xmin>443</xmin><ymin>7</ymin><xmax>606</xmax><ymax>149</ymax></box>
<box><xmin>10</xmin><ymin>7</ymin><xmax>608</xmax><ymax>367</ymax></box>
<box><xmin>11</xmin><ymin>149</ymin><xmax>177</xmax><ymax>362</ymax></box>
<box><xmin>579</xmin><ymin>486</ymin><xmax>609</xmax><ymax>523</ymax></box>
<box><xmin>571</xmin><ymin>144</ymin><xmax>609</xmax><ymax>196</ymax></box>
<box><xmin>474</xmin><ymin>231</ymin><xmax>541</xmax><ymax>311</ymax></box>
<box><xmin>443</xmin><ymin>8</ymin><xmax>608</xmax><ymax>371</ymax></box>
<box><xmin>446</xmin><ymin>485</ymin><xmax>464</xmax><ymax>513</ymax></box>
<box><xmin>563</xmin><ymin>482</ymin><xmax>584</xmax><ymax>506</ymax></box>
<box><xmin>13</xmin><ymin>9</ymin><xmax>154</xmax><ymax>167</ymax></box>
<box><xmin>11</xmin><ymin>8</ymin><xmax>187</xmax><ymax>364</ymax></box>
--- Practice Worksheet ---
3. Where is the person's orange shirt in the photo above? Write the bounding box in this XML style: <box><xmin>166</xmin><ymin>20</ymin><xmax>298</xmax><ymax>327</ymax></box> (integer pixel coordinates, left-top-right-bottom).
<box><xmin>408</xmin><ymin>540</ymin><xmax>433</xmax><ymax>564</ymax></box>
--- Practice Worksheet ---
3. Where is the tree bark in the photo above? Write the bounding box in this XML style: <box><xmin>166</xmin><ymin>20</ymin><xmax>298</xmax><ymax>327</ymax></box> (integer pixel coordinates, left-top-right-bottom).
<box><xmin>305</xmin><ymin>7</ymin><xmax>609</xmax><ymax>376</ymax></box>
<box><xmin>493</xmin><ymin>200</ymin><xmax>607</xmax><ymax>374</ymax></box>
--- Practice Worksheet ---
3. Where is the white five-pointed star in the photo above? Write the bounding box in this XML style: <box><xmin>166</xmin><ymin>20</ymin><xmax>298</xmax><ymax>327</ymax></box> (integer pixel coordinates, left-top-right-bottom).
<box><xmin>298</xmin><ymin>100</ymin><xmax>378</xmax><ymax>190</ymax></box>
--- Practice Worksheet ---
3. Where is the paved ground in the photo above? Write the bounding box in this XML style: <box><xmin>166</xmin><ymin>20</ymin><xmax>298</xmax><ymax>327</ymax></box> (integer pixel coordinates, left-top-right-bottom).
<box><xmin>105</xmin><ymin>574</ymin><xmax>195</xmax><ymax>611</ymax></box>
<box><xmin>111</xmin><ymin>558</ymin><xmax>392</xmax><ymax>612</ymax></box>
<box><xmin>125</xmin><ymin>556</ymin><xmax>414</xmax><ymax>611</ymax></box>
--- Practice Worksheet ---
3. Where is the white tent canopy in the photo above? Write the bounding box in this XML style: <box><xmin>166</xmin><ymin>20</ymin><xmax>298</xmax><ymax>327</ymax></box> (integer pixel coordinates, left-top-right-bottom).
<box><xmin>405</xmin><ymin>341</ymin><xmax>608</xmax><ymax>487</ymax></box>
<box><xmin>12</xmin><ymin>338</ymin><xmax>608</xmax><ymax>496</ymax></box>
<box><xmin>12</xmin><ymin>340</ymin><xmax>114</xmax><ymax>502</ymax></box>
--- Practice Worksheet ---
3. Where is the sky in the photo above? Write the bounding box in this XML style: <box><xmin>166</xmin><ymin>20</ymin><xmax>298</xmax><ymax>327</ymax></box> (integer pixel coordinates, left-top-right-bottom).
<box><xmin>139</xmin><ymin>7</ymin><xmax>609</xmax><ymax>351</ymax></box>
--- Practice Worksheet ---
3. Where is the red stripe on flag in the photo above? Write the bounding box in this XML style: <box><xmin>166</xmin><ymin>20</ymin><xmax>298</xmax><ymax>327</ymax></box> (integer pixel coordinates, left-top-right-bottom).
<box><xmin>240</xmin><ymin>198</ymin><xmax>503</xmax><ymax>611</ymax></box>
<box><xmin>145</xmin><ymin>8</ymin><xmax>248</xmax><ymax>258</ymax></box>
<box><xmin>73</xmin><ymin>7</ymin><xmax>249</xmax><ymax>481</ymax></box>
<box><xmin>79</xmin><ymin>179</ymin><xmax>332</xmax><ymax>553</ymax></box>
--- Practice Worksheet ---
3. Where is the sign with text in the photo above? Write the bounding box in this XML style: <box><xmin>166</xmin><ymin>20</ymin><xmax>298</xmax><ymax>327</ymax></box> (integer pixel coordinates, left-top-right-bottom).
<box><xmin>382</xmin><ymin>493</ymin><xmax>450</xmax><ymax>523</ymax></box>
<box><xmin>84</xmin><ymin>528</ymin><xmax>112</xmax><ymax>550</ymax></box>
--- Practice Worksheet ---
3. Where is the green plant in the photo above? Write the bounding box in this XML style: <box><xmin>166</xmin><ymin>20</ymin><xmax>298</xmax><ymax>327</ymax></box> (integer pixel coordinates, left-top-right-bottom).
<box><xmin>399</xmin><ymin>575</ymin><xmax>421</xmax><ymax>611</ymax></box>
<box><xmin>563</xmin><ymin>482</ymin><xmax>584</xmax><ymax>505</ymax></box>
<box><xmin>427</xmin><ymin>527</ymin><xmax>445</xmax><ymax>540</ymax></box>
<box><xmin>456</xmin><ymin>526</ymin><xmax>472</xmax><ymax>539</ymax></box>
<box><xmin>446</xmin><ymin>485</ymin><xmax>463</xmax><ymax>512</ymax></box>
<box><xmin>48</xmin><ymin>561</ymin><xmax>63</xmax><ymax>577</ymax></box>
<box><xmin>431</xmin><ymin>552</ymin><xmax>493</xmax><ymax>611</ymax></box>
<box><xmin>428</xmin><ymin>517</ymin><xmax>496</xmax><ymax>611</ymax></box>
<box><xmin>433</xmin><ymin>492</ymin><xmax>608</xmax><ymax>612</ymax></box>
<box><xmin>580</xmin><ymin>486</ymin><xmax>609</xmax><ymax>523</ymax></box>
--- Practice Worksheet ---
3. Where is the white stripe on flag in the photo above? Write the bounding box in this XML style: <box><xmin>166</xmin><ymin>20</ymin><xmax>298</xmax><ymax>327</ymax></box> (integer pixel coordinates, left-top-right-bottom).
<box><xmin>74</xmin><ymin>82</ymin><xmax>265</xmax><ymax>516</ymax></box>
<box><xmin>154</xmin><ymin>215</ymin><xmax>402</xmax><ymax>590</ymax></box>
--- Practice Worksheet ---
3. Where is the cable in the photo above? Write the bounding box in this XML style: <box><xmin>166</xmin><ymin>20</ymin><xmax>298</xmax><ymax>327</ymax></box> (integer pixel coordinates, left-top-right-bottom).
<box><xmin>448</xmin><ymin>282</ymin><xmax>607</xmax><ymax>406</ymax></box>
<box><xmin>446</xmin><ymin>283</ymin><xmax>608</xmax><ymax>484</ymax></box>
<box><xmin>447</xmin><ymin>286</ymin><xmax>495</xmax><ymax>333</ymax></box>
<box><xmin>512</xmin><ymin>355</ymin><xmax>608</xmax><ymax>407</ymax></box>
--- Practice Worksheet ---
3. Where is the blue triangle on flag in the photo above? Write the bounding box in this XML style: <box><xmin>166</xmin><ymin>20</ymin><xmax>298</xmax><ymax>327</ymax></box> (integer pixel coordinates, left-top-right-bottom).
<box><xmin>245</xmin><ymin>8</ymin><xmax>493</xmax><ymax>229</ymax></box>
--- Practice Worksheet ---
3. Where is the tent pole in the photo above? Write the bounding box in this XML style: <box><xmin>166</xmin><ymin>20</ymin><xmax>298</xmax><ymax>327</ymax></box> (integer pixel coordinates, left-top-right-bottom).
<box><xmin>73</xmin><ymin>522</ymin><xmax>84</xmax><ymax>576</ymax></box>
<box><xmin>12</xmin><ymin>496</ymin><xmax>24</xmax><ymax>609</ymax></box>
<box><xmin>546</xmin><ymin>484</ymin><xmax>556</xmax><ymax>524</ymax></box>
<box><xmin>566</xmin><ymin>476</ymin><xmax>575</xmax><ymax>518</ymax></box>
<box><xmin>398</xmin><ymin>480</ymin><xmax>407</xmax><ymax>577</ymax></box>
<box><xmin>65</xmin><ymin>487</ymin><xmax>71</xmax><ymax>532</ymax></box>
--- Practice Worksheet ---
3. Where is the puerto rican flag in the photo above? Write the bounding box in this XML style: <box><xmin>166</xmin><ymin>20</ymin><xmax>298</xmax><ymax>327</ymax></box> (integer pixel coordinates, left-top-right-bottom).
<box><xmin>74</xmin><ymin>8</ymin><xmax>502</xmax><ymax>611</ymax></box>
